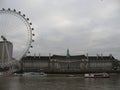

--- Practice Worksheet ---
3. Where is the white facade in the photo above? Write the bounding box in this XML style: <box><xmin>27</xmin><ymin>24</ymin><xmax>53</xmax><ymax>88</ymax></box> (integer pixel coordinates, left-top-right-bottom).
<box><xmin>0</xmin><ymin>41</ymin><xmax>13</xmax><ymax>64</ymax></box>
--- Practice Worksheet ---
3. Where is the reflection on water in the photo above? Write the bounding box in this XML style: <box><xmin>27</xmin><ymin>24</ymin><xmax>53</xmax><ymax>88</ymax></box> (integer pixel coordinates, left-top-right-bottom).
<box><xmin>0</xmin><ymin>74</ymin><xmax>120</xmax><ymax>90</ymax></box>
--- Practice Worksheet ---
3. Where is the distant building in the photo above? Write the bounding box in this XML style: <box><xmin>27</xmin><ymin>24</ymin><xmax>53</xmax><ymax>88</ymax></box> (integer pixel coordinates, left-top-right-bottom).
<box><xmin>0</xmin><ymin>41</ymin><xmax>13</xmax><ymax>64</ymax></box>
<box><xmin>21</xmin><ymin>56</ymin><xmax>50</xmax><ymax>72</ymax></box>
<box><xmin>50</xmin><ymin>55</ymin><xmax>87</xmax><ymax>72</ymax></box>
<box><xmin>21</xmin><ymin>53</ymin><xmax>117</xmax><ymax>73</ymax></box>
<box><xmin>50</xmin><ymin>54</ymin><xmax>115</xmax><ymax>73</ymax></box>
<box><xmin>87</xmin><ymin>55</ymin><xmax>114</xmax><ymax>71</ymax></box>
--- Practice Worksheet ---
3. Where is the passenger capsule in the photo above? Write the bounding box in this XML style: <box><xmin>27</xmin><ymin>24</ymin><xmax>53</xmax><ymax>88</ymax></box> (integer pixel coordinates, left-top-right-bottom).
<box><xmin>2</xmin><ymin>8</ymin><xmax>5</xmax><ymax>11</ymax></box>
<box><xmin>23</xmin><ymin>14</ymin><xmax>25</xmax><ymax>17</ymax></box>
<box><xmin>27</xmin><ymin>18</ymin><xmax>29</xmax><ymax>20</ymax></box>
<box><xmin>28</xmin><ymin>51</ymin><xmax>30</xmax><ymax>54</ymax></box>
<box><xmin>18</xmin><ymin>11</ymin><xmax>21</xmax><ymax>14</ymax></box>
<box><xmin>32</xmin><ymin>28</ymin><xmax>34</xmax><ymax>30</ymax></box>
<box><xmin>13</xmin><ymin>9</ymin><xmax>16</xmax><ymax>12</ymax></box>
<box><xmin>8</xmin><ymin>8</ymin><xmax>11</xmax><ymax>11</ymax></box>
<box><xmin>32</xmin><ymin>34</ymin><xmax>35</xmax><ymax>36</ymax></box>
<box><xmin>30</xmin><ymin>23</ymin><xmax>32</xmax><ymax>25</ymax></box>
<box><xmin>32</xmin><ymin>40</ymin><xmax>34</xmax><ymax>42</ymax></box>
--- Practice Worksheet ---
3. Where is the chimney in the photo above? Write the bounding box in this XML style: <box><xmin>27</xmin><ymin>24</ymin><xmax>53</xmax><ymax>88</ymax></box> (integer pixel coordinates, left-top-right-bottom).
<box><xmin>86</xmin><ymin>53</ymin><xmax>88</xmax><ymax>60</ymax></box>
<box><xmin>49</xmin><ymin>53</ymin><xmax>51</xmax><ymax>59</ymax></box>
<box><xmin>97</xmin><ymin>54</ymin><xmax>99</xmax><ymax>59</ymax></box>
<box><xmin>39</xmin><ymin>53</ymin><xmax>41</xmax><ymax>58</ymax></box>
<box><xmin>34</xmin><ymin>53</ymin><xmax>36</xmax><ymax>58</ymax></box>
<box><xmin>101</xmin><ymin>53</ymin><xmax>103</xmax><ymax>59</ymax></box>
<box><xmin>109</xmin><ymin>54</ymin><xmax>113</xmax><ymax>59</ymax></box>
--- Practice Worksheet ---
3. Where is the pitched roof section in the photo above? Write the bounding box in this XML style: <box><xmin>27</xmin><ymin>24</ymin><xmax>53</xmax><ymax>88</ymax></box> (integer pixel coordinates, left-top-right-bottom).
<box><xmin>21</xmin><ymin>55</ymin><xmax>115</xmax><ymax>61</ymax></box>
<box><xmin>88</xmin><ymin>56</ymin><xmax>115</xmax><ymax>61</ymax></box>
<box><xmin>52</xmin><ymin>55</ymin><xmax>87</xmax><ymax>60</ymax></box>
<box><xmin>21</xmin><ymin>56</ymin><xmax>50</xmax><ymax>61</ymax></box>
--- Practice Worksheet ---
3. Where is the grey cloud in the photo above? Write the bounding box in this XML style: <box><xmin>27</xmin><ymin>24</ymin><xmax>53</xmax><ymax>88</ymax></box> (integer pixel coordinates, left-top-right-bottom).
<box><xmin>0</xmin><ymin>0</ymin><xmax>120</xmax><ymax>59</ymax></box>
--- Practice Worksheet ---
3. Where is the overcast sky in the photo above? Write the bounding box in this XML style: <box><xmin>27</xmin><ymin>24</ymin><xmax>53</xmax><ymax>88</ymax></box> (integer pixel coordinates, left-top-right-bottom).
<box><xmin>0</xmin><ymin>0</ymin><xmax>120</xmax><ymax>59</ymax></box>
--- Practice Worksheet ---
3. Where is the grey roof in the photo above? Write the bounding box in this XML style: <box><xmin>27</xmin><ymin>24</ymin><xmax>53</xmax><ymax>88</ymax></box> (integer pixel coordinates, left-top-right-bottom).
<box><xmin>21</xmin><ymin>55</ymin><xmax>116</xmax><ymax>62</ymax></box>
<box><xmin>21</xmin><ymin>56</ymin><xmax>50</xmax><ymax>61</ymax></box>
<box><xmin>0</xmin><ymin>41</ymin><xmax>13</xmax><ymax>44</ymax></box>
<box><xmin>52</xmin><ymin>55</ymin><xmax>87</xmax><ymax>60</ymax></box>
<box><xmin>88</xmin><ymin>56</ymin><xmax>115</xmax><ymax>61</ymax></box>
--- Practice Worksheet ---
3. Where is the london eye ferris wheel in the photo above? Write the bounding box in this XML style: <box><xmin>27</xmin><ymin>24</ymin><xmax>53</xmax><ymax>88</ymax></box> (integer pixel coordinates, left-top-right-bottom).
<box><xmin>0</xmin><ymin>8</ymin><xmax>35</xmax><ymax>60</ymax></box>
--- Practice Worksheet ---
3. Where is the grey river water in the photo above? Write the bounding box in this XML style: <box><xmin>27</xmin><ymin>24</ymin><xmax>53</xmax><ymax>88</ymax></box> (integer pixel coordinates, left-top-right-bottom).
<box><xmin>0</xmin><ymin>74</ymin><xmax>120</xmax><ymax>90</ymax></box>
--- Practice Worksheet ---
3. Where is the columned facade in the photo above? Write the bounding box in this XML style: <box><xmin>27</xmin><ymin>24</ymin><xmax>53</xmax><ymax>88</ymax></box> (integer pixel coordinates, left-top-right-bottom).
<box><xmin>21</xmin><ymin>54</ymin><xmax>117</xmax><ymax>73</ymax></box>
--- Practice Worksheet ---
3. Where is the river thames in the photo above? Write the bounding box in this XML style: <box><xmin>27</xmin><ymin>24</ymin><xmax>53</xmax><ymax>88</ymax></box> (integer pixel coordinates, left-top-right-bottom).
<box><xmin>0</xmin><ymin>74</ymin><xmax>120</xmax><ymax>90</ymax></box>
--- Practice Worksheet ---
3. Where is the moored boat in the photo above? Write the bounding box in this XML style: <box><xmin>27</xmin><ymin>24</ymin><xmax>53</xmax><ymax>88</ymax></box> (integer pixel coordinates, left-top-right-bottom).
<box><xmin>39</xmin><ymin>72</ymin><xmax>47</xmax><ymax>76</ymax></box>
<box><xmin>22</xmin><ymin>72</ymin><xmax>47</xmax><ymax>77</ymax></box>
<box><xmin>84</xmin><ymin>73</ymin><xmax>110</xmax><ymax>78</ymax></box>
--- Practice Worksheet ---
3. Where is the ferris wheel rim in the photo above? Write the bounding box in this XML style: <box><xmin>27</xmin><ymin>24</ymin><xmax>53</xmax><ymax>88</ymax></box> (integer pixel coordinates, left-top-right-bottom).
<box><xmin>0</xmin><ymin>8</ymin><xmax>35</xmax><ymax>60</ymax></box>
